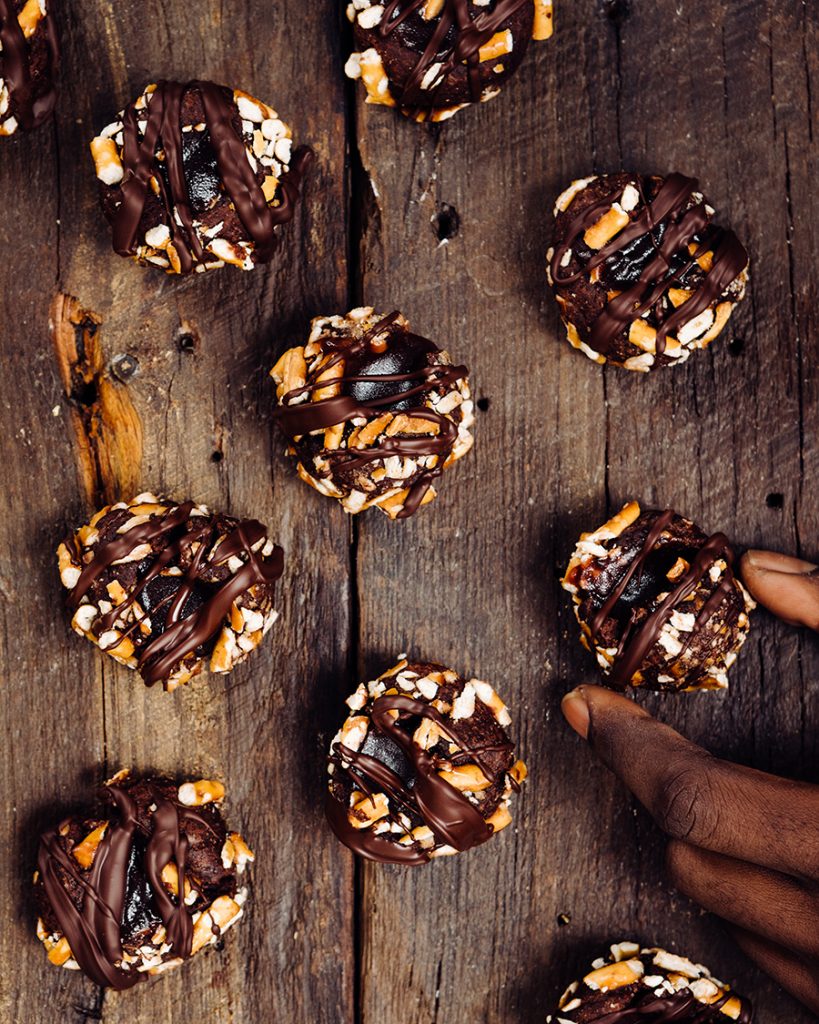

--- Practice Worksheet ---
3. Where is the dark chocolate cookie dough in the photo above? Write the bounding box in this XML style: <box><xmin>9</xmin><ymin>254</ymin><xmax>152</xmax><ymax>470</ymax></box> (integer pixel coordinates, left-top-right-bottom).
<box><xmin>271</xmin><ymin>307</ymin><xmax>474</xmax><ymax>519</ymax></box>
<box><xmin>547</xmin><ymin>172</ymin><xmax>748</xmax><ymax>370</ymax></box>
<box><xmin>58</xmin><ymin>493</ymin><xmax>284</xmax><ymax>691</ymax></box>
<box><xmin>345</xmin><ymin>0</ymin><xmax>553</xmax><ymax>122</ymax></box>
<box><xmin>326</xmin><ymin>659</ymin><xmax>527</xmax><ymax>863</ymax></box>
<box><xmin>90</xmin><ymin>80</ymin><xmax>311</xmax><ymax>274</ymax></box>
<box><xmin>547</xmin><ymin>942</ymin><xmax>752</xmax><ymax>1022</ymax></box>
<box><xmin>34</xmin><ymin>770</ymin><xmax>253</xmax><ymax>989</ymax></box>
<box><xmin>562</xmin><ymin>502</ymin><xmax>754</xmax><ymax>692</ymax></box>
<box><xmin>0</xmin><ymin>0</ymin><xmax>59</xmax><ymax>136</ymax></box>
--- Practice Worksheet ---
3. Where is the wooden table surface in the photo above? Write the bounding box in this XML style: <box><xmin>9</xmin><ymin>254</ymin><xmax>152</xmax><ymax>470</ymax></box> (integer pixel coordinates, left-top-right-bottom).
<box><xmin>1</xmin><ymin>1</ymin><xmax>816</xmax><ymax>1021</ymax></box>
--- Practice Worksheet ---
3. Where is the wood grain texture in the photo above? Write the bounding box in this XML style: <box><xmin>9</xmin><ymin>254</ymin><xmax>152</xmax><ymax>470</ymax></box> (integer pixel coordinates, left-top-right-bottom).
<box><xmin>0</xmin><ymin>1</ymin><xmax>816</xmax><ymax>1022</ymax></box>
<box><xmin>1</xmin><ymin>1</ymin><xmax>355</xmax><ymax>1022</ymax></box>
<box><xmin>353</xmin><ymin>2</ymin><xmax>818</xmax><ymax>1023</ymax></box>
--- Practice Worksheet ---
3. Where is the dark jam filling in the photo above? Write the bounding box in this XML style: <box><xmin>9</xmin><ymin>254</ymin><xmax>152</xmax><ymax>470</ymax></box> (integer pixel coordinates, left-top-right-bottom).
<box><xmin>592</xmin><ymin>545</ymin><xmax>697</xmax><ymax>629</ymax></box>
<box><xmin>572</xmin><ymin>217</ymin><xmax>698</xmax><ymax>294</ymax></box>
<box><xmin>180</xmin><ymin>127</ymin><xmax>222</xmax><ymax>212</ymax></box>
<box><xmin>602</xmin><ymin>223</ymin><xmax>698</xmax><ymax>290</ymax></box>
<box><xmin>154</xmin><ymin>127</ymin><xmax>223</xmax><ymax>215</ymax></box>
<box><xmin>120</xmin><ymin>840</ymin><xmax>160</xmax><ymax>946</ymax></box>
<box><xmin>602</xmin><ymin>222</ymin><xmax>663</xmax><ymax>287</ymax></box>
<box><xmin>140</xmin><ymin>573</ymin><xmax>208</xmax><ymax>643</ymax></box>
<box><xmin>393</xmin><ymin>4</ymin><xmax>460</xmax><ymax>54</ymax></box>
<box><xmin>344</xmin><ymin>333</ymin><xmax>437</xmax><ymax>412</ymax></box>
<box><xmin>360</xmin><ymin>729</ymin><xmax>416</xmax><ymax>788</ymax></box>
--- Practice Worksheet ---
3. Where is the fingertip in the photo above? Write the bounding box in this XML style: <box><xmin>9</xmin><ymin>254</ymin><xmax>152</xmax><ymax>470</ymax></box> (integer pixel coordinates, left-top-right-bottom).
<box><xmin>572</xmin><ymin>683</ymin><xmax>648</xmax><ymax>713</ymax></box>
<box><xmin>561</xmin><ymin>684</ymin><xmax>648</xmax><ymax>741</ymax></box>
<box><xmin>561</xmin><ymin>687</ymin><xmax>591</xmax><ymax>739</ymax></box>
<box><xmin>742</xmin><ymin>549</ymin><xmax>817</xmax><ymax>575</ymax></box>
<box><xmin>739</xmin><ymin>550</ymin><xmax>819</xmax><ymax>629</ymax></box>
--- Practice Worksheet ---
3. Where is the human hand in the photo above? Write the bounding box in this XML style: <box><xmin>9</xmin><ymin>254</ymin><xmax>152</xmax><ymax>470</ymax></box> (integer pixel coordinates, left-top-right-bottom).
<box><xmin>560</xmin><ymin>548</ymin><xmax>819</xmax><ymax>1013</ymax></box>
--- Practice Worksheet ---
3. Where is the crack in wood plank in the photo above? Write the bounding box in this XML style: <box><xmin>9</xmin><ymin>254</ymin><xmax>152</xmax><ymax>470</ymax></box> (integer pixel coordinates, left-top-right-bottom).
<box><xmin>49</xmin><ymin>292</ymin><xmax>143</xmax><ymax>507</ymax></box>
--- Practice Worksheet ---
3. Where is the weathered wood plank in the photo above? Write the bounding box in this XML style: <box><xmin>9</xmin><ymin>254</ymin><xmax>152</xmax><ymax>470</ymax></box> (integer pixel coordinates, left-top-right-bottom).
<box><xmin>0</xmin><ymin>110</ymin><xmax>107</xmax><ymax>1022</ymax></box>
<box><xmin>1</xmin><ymin>1</ymin><xmax>354</xmax><ymax>1022</ymax></box>
<box><xmin>353</xmin><ymin>2</ymin><xmax>817</xmax><ymax>1022</ymax></box>
<box><xmin>576</xmin><ymin>4</ymin><xmax>817</xmax><ymax>1020</ymax></box>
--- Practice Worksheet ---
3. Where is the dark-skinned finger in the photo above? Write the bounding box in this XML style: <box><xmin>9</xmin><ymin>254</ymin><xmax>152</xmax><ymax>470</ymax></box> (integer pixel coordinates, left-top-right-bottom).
<box><xmin>729</xmin><ymin>925</ymin><xmax>819</xmax><ymax>1017</ymax></box>
<box><xmin>561</xmin><ymin>685</ymin><xmax>819</xmax><ymax>879</ymax></box>
<box><xmin>666</xmin><ymin>840</ymin><xmax>819</xmax><ymax>961</ymax></box>
<box><xmin>740</xmin><ymin>550</ymin><xmax>819</xmax><ymax>630</ymax></box>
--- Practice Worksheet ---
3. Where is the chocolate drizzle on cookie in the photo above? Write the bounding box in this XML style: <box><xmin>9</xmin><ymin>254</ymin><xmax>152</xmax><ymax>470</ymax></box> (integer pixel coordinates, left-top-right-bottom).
<box><xmin>326</xmin><ymin>694</ymin><xmax>512</xmax><ymax>864</ymax></box>
<box><xmin>587</xmin><ymin>988</ymin><xmax>752</xmax><ymax>1023</ymax></box>
<box><xmin>67</xmin><ymin>501</ymin><xmax>283</xmax><ymax>687</ymax></box>
<box><xmin>273</xmin><ymin>313</ymin><xmax>469</xmax><ymax>519</ymax></box>
<box><xmin>37</xmin><ymin>780</ymin><xmax>216</xmax><ymax>990</ymax></box>
<box><xmin>550</xmin><ymin>173</ymin><xmax>748</xmax><ymax>357</ymax></box>
<box><xmin>112</xmin><ymin>80</ymin><xmax>312</xmax><ymax>273</ymax></box>
<box><xmin>379</xmin><ymin>0</ymin><xmax>531</xmax><ymax>108</ymax></box>
<box><xmin>589</xmin><ymin>509</ymin><xmax>737</xmax><ymax>689</ymax></box>
<box><xmin>0</xmin><ymin>0</ymin><xmax>59</xmax><ymax>131</ymax></box>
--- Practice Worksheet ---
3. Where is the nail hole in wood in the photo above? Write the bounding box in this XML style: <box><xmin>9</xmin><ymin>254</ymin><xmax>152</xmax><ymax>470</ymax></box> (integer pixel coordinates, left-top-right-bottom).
<box><xmin>177</xmin><ymin>325</ymin><xmax>199</xmax><ymax>353</ymax></box>
<box><xmin>477</xmin><ymin>397</ymin><xmax>491</xmax><ymax>412</ymax></box>
<box><xmin>766</xmin><ymin>492</ymin><xmax>784</xmax><ymax>509</ymax></box>
<box><xmin>433</xmin><ymin>203</ymin><xmax>460</xmax><ymax>243</ymax></box>
<box><xmin>211</xmin><ymin>450</ymin><xmax>224</xmax><ymax>463</ymax></box>
<box><xmin>727</xmin><ymin>337</ymin><xmax>745</xmax><ymax>356</ymax></box>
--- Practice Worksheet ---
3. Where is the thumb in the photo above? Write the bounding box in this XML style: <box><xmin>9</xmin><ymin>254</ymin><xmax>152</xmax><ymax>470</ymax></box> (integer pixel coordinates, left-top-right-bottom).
<box><xmin>740</xmin><ymin>550</ymin><xmax>819</xmax><ymax>630</ymax></box>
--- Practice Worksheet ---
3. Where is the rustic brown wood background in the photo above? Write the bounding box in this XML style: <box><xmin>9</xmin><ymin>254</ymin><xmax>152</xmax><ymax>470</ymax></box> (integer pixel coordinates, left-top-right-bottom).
<box><xmin>0</xmin><ymin>0</ymin><xmax>816</xmax><ymax>1021</ymax></box>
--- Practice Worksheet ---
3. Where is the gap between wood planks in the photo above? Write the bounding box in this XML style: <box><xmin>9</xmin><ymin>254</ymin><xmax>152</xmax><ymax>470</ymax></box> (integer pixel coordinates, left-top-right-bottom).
<box><xmin>339</xmin><ymin>22</ymin><xmax>450</xmax><ymax>1024</ymax></box>
<box><xmin>343</xmin><ymin>8</ymin><xmax>366</xmax><ymax>1015</ymax></box>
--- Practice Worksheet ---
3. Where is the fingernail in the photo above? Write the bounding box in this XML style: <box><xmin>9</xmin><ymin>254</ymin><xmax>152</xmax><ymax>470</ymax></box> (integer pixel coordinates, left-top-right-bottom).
<box><xmin>561</xmin><ymin>688</ymin><xmax>591</xmax><ymax>740</ymax></box>
<box><xmin>744</xmin><ymin>550</ymin><xmax>818</xmax><ymax>575</ymax></box>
